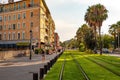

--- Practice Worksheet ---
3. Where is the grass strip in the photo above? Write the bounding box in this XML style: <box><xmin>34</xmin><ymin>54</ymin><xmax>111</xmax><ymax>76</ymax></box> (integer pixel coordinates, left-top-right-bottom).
<box><xmin>92</xmin><ymin>56</ymin><xmax>120</xmax><ymax>67</ymax></box>
<box><xmin>63</xmin><ymin>52</ymin><xmax>85</xmax><ymax>80</ymax></box>
<box><xmin>71</xmin><ymin>51</ymin><xmax>120</xmax><ymax>80</ymax></box>
<box><xmin>45</xmin><ymin>50</ymin><xmax>120</xmax><ymax>80</ymax></box>
<box><xmin>86</xmin><ymin>56</ymin><xmax>120</xmax><ymax>76</ymax></box>
<box><xmin>44</xmin><ymin>53</ymin><xmax>65</xmax><ymax>80</ymax></box>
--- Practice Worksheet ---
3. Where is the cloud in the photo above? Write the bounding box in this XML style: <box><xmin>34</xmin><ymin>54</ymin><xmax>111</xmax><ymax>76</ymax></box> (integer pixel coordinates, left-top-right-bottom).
<box><xmin>55</xmin><ymin>19</ymin><xmax>79</xmax><ymax>41</ymax></box>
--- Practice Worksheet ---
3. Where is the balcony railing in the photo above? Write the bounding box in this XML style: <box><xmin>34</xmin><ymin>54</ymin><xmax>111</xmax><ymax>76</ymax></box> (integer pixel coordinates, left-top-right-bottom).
<box><xmin>0</xmin><ymin>4</ymin><xmax>39</xmax><ymax>13</ymax></box>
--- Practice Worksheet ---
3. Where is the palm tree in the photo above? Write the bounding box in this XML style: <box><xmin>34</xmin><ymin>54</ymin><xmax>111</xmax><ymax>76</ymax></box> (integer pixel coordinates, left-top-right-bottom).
<box><xmin>116</xmin><ymin>21</ymin><xmax>120</xmax><ymax>48</ymax></box>
<box><xmin>109</xmin><ymin>24</ymin><xmax>118</xmax><ymax>49</ymax></box>
<box><xmin>84</xmin><ymin>4</ymin><xmax>108</xmax><ymax>55</ymax></box>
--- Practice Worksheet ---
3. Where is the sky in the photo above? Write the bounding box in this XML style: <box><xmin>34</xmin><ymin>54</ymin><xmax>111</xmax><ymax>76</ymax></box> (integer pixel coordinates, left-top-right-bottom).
<box><xmin>3</xmin><ymin>0</ymin><xmax>120</xmax><ymax>42</ymax></box>
<box><xmin>45</xmin><ymin>0</ymin><xmax>120</xmax><ymax>42</ymax></box>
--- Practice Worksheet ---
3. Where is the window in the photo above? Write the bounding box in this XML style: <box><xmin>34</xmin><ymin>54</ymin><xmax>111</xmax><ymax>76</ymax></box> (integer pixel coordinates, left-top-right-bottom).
<box><xmin>4</xmin><ymin>16</ymin><xmax>7</xmax><ymax>21</ymax></box>
<box><xmin>18</xmin><ymin>33</ymin><xmax>20</xmax><ymax>40</ymax></box>
<box><xmin>18</xmin><ymin>3</ymin><xmax>20</xmax><ymax>9</ymax></box>
<box><xmin>18</xmin><ymin>14</ymin><xmax>20</xmax><ymax>19</ymax></box>
<box><xmin>8</xmin><ymin>33</ymin><xmax>11</xmax><ymax>40</ymax></box>
<box><xmin>12</xmin><ymin>33</ymin><xmax>15</xmax><ymax>40</ymax></box>
<box><xmin>0</xmin><ymin>16</ymin><xmax>2</xmax><ymax>22</ymax></box>
<box><xmin>8</xmin><ymin>25</ymin><xmax>11</xmax><ymax>30</ymax></box>
<box><xmin>22</xmin><ymin>32</ymin><xmax>25</xmax><ymax>40</ymax></box>
<box><xmin>23</xmin><ymin>13</ymin><xmax>26</xmax><ymax>19</ymax></box>
<box><xmin>0</xmin><ymin>34</ymin><xmax>2</xmax><ymax>40</ymax></box>
<box><xmin>4</xmin><ymin>6</ymin><xmax>7</xmax><ymax>12</ymax></box>
<box><xmin>9</xmin><ymin>5</ymin><xmax>12</xmax><ymax>11</ymax></box>
<box><xmin>3</xmin><ymin>25</ymin><xmax>6</xmax><ymax>30</ymax></box>
<box><xmin>30</xmin><ymin>22</ymin><xmax>33</xmax><ymax>27</ymax></box>
<box><xmin>0</xmin><ymin>25</ymin><xmax>2</xmax><ymax>30</ymax></box>
<box><xmin>22</xmin><ymin>23</ymin><xmax>26</xmax><ymax>28</ymax></box>
<box><xmin>14</xmin><ymin>3</ymin><xmax>16</xmax><ymax>10</ymax></box>
<box><xmin>30</xmin><ymin>0</ymin><xmax>34</xmax><ymax>6</ymax></box>
<box><xmin>3</xmin><ymin>7</ymin><xmax>5</xmax><ymax>12</ymax></box>
<box><xmin>23</xmin><ymin>2</ymin><xmax>26</xmax><ymax>8</ymax></box>
<box><xmin>8</xmin><ymin>15</ymin><xmax>11</xmax><ymax>21</ymax></box>
<box><xmin>18</xmin><ymin>23</ymin><xmax>20</xmax><ymax>29</ymax></box>
<box><xmin>4</xmin><ymin>33</ymin><xmax>6</xmax><ymax>40</ymax></box>
<box><xmin>0</xmin><ymin>7</ymin><xmax>3</xmax><ymax>12</ymax></box>
<box><xmin>13</xmin><ymin>24</ymin><xmax>16</xmax><ymax>30</ymax></box>
<box><xmin>13</xmin><ymin>15</ymin><xmax>16</xmax><ymax>20</ymax></box>
<box><xmin>30</xmin><ymin>12</ymin><xmax>33</xmax><ymax>17</ymax></box>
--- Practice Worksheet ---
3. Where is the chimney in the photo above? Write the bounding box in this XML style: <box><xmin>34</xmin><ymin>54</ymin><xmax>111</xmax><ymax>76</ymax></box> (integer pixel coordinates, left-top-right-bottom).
<box><xmin>8</xmin><ymin>0</ymin><xmax>14</xmax><ymax>3</ymax></box>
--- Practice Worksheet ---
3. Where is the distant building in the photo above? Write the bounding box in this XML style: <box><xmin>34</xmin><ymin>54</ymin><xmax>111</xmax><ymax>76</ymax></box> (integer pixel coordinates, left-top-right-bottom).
<box><xmin>0</xmin><ymin>0</ymin><xmax>55</xmax><ymax>50</ymax></box>
<box><xmin>54</xmin><ymin>32</ymin><xmax>60</xmax><ymax>50</ymax></box>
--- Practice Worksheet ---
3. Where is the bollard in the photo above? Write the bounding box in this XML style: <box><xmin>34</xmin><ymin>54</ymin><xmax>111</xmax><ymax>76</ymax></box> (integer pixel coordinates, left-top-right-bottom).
<box><xmin>33</xmin><ymin>73</ymin><xmax>38</xmax><ymax>80</ymax></box>
<box><xmin>47</xmin><ymin>62</ymin><xmax>50</xmax><ymax>70</ymax></box>
<box><xmin>50</xmin><ymin>60</ymin><xmax>52</xmax><ymax>67</ymax></box>
<box><xmin>51</xmin><ymin>59</ymin><xmax>54</xmax><ymax>66</ymax></box>
<box><xmin>53</xmin><ymin>58</ymin><xmax>56</xmax><ymax>64</ymax></box>
<box><xmin>40</xmin><ymin>68</ymin><xmax>44</xmax><ymax>80</ymax></box>
<box><xmin>44</xmin><ymin>65</ymin><xmax>47</xmax><ymax>74</ymax></box>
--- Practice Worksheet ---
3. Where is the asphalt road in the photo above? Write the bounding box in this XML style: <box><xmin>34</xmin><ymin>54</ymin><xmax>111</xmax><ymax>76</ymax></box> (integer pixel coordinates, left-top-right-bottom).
<box><xmin>0</xmin><ymin>53</ymin><xmax>58</xmax><ymax>80</ymax></box>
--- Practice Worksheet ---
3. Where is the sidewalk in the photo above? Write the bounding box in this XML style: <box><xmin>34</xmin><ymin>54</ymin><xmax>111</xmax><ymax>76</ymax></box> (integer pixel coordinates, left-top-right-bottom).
<box><xmin>0</xmin><ymin>53</ymin><xmax>59</xmax><ymax>80</ymax></box>
<box><xmin>109</xmin><ymin>53</ymin><xmax>120</xmax><ymax>57</ymax></box>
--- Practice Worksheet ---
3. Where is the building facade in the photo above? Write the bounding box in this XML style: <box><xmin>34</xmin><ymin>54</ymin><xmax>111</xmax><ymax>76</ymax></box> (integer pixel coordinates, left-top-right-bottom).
<box><xmin>40</xmin><ymin>0</ymin><xmax>55</xmax><ymax>49</ymax></box>
<box><xmin>54</xmin><ymin>32</ymin><xmax>60</xmax><ymax>50</ymax></box>
<box><xmin>0</xmin><ymin>0</ymin><xmax>55</xmax><ymax>50</ymax></box>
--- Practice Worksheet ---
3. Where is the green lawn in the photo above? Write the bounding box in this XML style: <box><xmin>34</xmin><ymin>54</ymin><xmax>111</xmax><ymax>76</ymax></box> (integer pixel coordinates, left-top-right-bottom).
<box><xmin>63</xmin><ymin>53</ymin><xmax>85</xmax><ymax>80</ymax></box>
<box><xmin>44</xmin><ymin>50</ymin><xmax>120</xmax><ymax>80</ymax></box>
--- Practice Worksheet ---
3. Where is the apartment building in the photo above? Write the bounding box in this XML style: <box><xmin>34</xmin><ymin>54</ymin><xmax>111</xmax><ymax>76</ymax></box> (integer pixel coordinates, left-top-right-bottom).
<box><xmin>0</xmin><ymin>0</ymin><xmax>55</xmax><ymax>50</ymax></box>
<box><xmin>54</xmin><ymin>32</ymin><xmax>60</xmax><ymax>50</ymax></box>
<box><xmin>40</xmin><ymin>0</ymin><xmax>55</xmax><ymax>49</ymax></box>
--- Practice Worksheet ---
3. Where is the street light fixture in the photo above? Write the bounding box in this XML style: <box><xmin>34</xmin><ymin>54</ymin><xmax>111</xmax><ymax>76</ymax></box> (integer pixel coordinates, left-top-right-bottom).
<box><xmin>29</xmin><ymin>30</ymin><xmax>32</xmax><ymax>60</ymax></box>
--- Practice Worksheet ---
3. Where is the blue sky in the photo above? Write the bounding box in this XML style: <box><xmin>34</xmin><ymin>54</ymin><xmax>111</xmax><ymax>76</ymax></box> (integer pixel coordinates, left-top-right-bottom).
<box><xmin>3</xmin><ymin>0</ymin><xmax>120</xmax><ymax>42</ymax></box>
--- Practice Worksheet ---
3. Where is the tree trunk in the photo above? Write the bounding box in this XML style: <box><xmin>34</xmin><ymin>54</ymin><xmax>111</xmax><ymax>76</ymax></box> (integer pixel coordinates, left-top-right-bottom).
<box><xmin>93</xmin><ymin>26</ymin><xmax>97</xmax><ymax>53</ymax></box>
<box><xmin>99</xmin><ymin>27</ymin><xmax>102</xmax><ymax>55</ymax></box>
<box><xmin>114</xmin><ymin>34</ymin><xmax>116</xmax><ymax>50</ymax></box>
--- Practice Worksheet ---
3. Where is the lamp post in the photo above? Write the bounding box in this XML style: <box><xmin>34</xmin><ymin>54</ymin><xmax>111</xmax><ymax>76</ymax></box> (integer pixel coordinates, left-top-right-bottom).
<box><xmin>29</xmin><ymin>30</ymin><xmax>32</xmax><ymax>60</ymax></box>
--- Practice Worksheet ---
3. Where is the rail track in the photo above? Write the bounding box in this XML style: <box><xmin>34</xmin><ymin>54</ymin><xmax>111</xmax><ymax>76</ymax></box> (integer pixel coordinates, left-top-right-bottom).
<box><xmin>84</xmin><ymin>56</ymin><xmax>120</xmax><ymax>77</ymax></box>
<box><xmin>93</xmin><ymin>57</ymin><xmax>120</xmax><ymax>68</ymax></box>
<box><xmin>59</xmin><ymin>53</ymin><xmax>90</xmax><ymax>80</ymax></box>
<box><xmin>70</xmin><ymin>53</ymin><xmax>90</xmax><ymax>80</ymax></box>
<box><xmin>59</xmin><ymin>54</ymin><xmax>66</xmax><ymax>80</ymax></box>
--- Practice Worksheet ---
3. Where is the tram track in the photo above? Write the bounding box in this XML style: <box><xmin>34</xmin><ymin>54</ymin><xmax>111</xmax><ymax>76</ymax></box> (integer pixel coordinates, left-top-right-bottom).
<box><xmin>70</xmin><ymin>53</ymin><xmax>90</xmax><ymax>80</ymax></box>
<box><xmin>84</xmin><ymin>56</ymin><xmax>120</xmax><ymax>77</ymax></box>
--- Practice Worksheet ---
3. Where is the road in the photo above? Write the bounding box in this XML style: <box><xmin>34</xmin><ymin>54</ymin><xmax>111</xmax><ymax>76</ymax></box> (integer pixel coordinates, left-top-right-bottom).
<box><xmin>0</xmin><ymin>53</ymin><xmax>59</xmax><ymax>80</ymax></box>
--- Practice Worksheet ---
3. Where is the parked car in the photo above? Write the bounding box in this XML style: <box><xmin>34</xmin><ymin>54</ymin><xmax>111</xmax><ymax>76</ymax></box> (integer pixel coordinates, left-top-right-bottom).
<box><xmin>102</xmin><ymin>48</ymin><xmax>110</xmax><ymax>53</ymax></box>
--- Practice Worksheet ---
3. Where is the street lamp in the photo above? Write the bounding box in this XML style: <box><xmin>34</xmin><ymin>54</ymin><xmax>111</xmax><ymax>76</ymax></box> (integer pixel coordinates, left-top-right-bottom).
<box><xmin>29</xmin><ymin>30</ymin><xmax>32</xmax><ymax>60</ymax></box>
